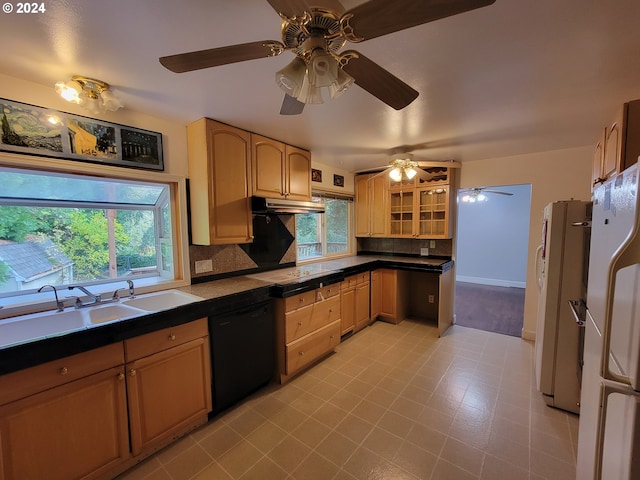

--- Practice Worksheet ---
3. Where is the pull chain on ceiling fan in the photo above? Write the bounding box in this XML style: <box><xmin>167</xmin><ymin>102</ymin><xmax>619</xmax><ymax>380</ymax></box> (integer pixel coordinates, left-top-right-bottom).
<box><xmin>159</xmin><ymin>0</ymin><xmax>497</xmax><ymax>115</ymax></box>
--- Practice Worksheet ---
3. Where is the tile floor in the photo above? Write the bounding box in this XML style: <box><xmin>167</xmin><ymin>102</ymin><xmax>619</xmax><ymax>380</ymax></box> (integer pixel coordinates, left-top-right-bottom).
<box><xmin>118</xmin><ymin>320</ymin><xmax>578</xmax><ymax>480</ymax></box>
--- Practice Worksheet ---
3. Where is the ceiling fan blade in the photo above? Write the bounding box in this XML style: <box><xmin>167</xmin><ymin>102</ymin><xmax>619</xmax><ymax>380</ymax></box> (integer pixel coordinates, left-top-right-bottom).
<box><xmin>344</xmin><ymin>0</ymin><xmax>496</xmax><ymax>41</ymax></box>
<box><xmin>341</xmin><ymin>51</ymin><xmax>418</xmax><ymax>110</ymax></box>
<box><xmin>483</xmin><ymin>190</ymin><xmax>514</xmax><ymax>196</ymax></box>
<box><xmin>280</xmin><ymin>94</ymin><xmax>305</xmax><ymax>115</ymax></box>
<box><xmin>159</xmin><ymin>40</ymin><xmax>284</xmax><ymax>73</ymax></box>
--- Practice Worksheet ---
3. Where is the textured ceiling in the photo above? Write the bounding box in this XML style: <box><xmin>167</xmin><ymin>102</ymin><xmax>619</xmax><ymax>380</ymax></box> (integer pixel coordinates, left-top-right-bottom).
<box><xmin>2</xmin><ymin>0</ymin><xmax>640</xmax><ymax>172</ymax></box>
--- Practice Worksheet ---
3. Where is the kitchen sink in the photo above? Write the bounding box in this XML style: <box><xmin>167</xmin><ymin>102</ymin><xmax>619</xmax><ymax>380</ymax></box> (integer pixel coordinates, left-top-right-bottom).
<box><xmin>0</xmin><ymin>289</ymin><xmax>204</xmax><ymax>348</ymax></box>
<box><xmin>0</xmin><ymin>310</ymin><xmax>86</xmax><ymax>348</ymax></box>
<box><xmin>87</xmin><ymin>304</ymin><xmax>145</xmax><ymax>325</ymax></box>
<box><xmin>122</xmin><ymin>290</ymin><xmax>203</xmax><ymax>311</ymax></box>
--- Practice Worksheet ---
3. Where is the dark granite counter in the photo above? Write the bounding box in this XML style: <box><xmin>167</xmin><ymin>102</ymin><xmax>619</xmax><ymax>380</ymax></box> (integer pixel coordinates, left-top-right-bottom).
<box><xmin>0</xmin><ymin>255</ymin><xmax>451</xmax><ymax>375</ymax></box>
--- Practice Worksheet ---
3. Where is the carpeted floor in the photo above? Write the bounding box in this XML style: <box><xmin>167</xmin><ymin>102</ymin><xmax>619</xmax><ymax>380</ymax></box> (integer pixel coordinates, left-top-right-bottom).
<box><xmin>454</xmin><ymin>281</ymin><xmax>525</xmax><ymax>337</ymax></box>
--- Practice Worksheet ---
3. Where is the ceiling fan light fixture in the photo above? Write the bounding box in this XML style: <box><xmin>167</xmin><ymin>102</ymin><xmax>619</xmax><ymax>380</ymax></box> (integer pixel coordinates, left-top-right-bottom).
<box><xmin>328</xmin><ymin>67</ymin><xmax>354</xmax><ymax>100</ymax></box>
<box><xmin>298</xmin><ymin>74</ymin><xmax>324</xmax><ymax>104</ymax></box>
<box><xmin>308</xmin><ymin>49</ymin><xmax>339</xmax><ymax>88</ymax></box>
<box><xmin>389</xmin><ymin>167</ymin><xmax>402</xmax><ymax>182</ymax></box>
<box><xmin>404</xmin><ymin>167</ymin><xmax>417</xmax><ymax>180</ymax></box>
<box><xmin>55</xmin><ymin>75</ymin><xmax>123</xmax><ymax>114</ymax></box>
<box><xmin>275</xmin><ymin>57</ymin><xmax>307</xmax><ymax>97</ymax></box>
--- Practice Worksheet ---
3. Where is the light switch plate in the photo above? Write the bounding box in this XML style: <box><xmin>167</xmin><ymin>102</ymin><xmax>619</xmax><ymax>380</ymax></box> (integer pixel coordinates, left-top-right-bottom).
<box><xmin>420</xmin><ymin>248</ymin><xmax>429</xmax><ymax>256</ymax></box>
<box><xmin>194</xmin><ymin>259</ymin><xmax>213</xmax><ymax>274</ymax></box>
<box><xmin>430</xmin><ymin>240</ymin><xmax>436</xmax><ymax>248</ymax></box>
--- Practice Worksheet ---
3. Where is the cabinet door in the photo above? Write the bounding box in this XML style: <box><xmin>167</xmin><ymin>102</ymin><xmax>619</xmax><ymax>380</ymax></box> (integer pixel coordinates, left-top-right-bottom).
<box><xmin>604</xmin><ymin>109</ymin><xmax>623</xmax><ymax>179</ymax></box>
<box><xmin>341</xmin><ymin>286</ymin><xmax>356</xmax><ymax>335</ymax></box>
<box><xmin>252</xmin><ymin>134</ymin><xmax>285</xmax><ymax>198</ymax></box>
<box><xmin>0</xmin><ymin>366</ymin><xmax>128</xmax><ymax>480</ymax></box>
<box><xmin>355</xmin><ymin>174</ymin><xmax>372</xmax><ymax>237</ymax></box>
<box><xmin>127</xmin><ymin>337</ymin><xmax>212</xmax><ymax>455</ymax></box>
<box><xmin>355</xmin><ymin>281</ymin><xmax>370</xmax><ymax>329</ymax></box>
<box><xmin>592</xmin><ymin>128</ymin><xmax>606</xmax><ymax>189</ymax></box>
<box><xmin>285</xmin><ymin>145</ymin><xmax>312</xmax><ymax>201</ymax></box>
<box><xmin>379</xmin><ymin>269</ymin><xmax>397</xmax><ymax>319</ymax></box>
<box><xmin>188</xmin><ymin>119</ymin><xmax>253</xmax><ymax>245</ymax></box>
<box><xmin>389</xmin><ymin>190</ymin><xmax>414</xmax><ymax>237</ymax></box>
<box><xmin>416</xmin><ymin>186</ymin><xmax>450</xmax><ymax>238</ymax></box>
<box><xmin>370</xmin><ymin>269</ymin><xmax>381</xmax><ymax>319</ymax></box>
<box><xmin>370</xmin><ymin>174</ymin><xmax>388</xmax><ymax>237</ymax></box>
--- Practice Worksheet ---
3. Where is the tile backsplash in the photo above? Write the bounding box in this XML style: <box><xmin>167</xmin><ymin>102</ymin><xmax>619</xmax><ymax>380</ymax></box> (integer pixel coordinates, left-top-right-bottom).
<box><xmin>357</xmin><ymin>237</ymin><xmax>452</xmax><ymax>257</ymax></box>
<box><xmin>189</xmin><ymin>214</ymin><xmax>296</xmax><ymax>281</ymax></box>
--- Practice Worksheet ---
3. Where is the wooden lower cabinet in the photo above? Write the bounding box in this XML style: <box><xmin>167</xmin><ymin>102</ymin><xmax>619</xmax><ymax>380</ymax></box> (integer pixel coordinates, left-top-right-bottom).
<box><xmin>370</xmin><ymin>269</ymin><xmax>382</xmax><ymax>320</ymax></box>
<box><xmin>378</xmin><ymin>268</ymin><xmax>409</xmax><ymax>324</ymax></box>
<box><xmin>341</xmin><ymin>272</ymin><xmax>371</xmax><ymax>334</ymax></box>
<box><xmin>0</xmin><ymin>319</ymin><xmax>212</xmax><ymax>480</ymax></box>
<box><xmin>0</xmin><ymin>346</ymin><xmax>129</xmax><ymax>480</ymax></box>
<box><xmin>124</xmin><ymin>319</ymin><xmax>212</xmax><ymax>455</ymax></box>
<box><xmin>276</xmin><ymin>284</ymin><xmax>341</xmax><ymax>382</ymax></box>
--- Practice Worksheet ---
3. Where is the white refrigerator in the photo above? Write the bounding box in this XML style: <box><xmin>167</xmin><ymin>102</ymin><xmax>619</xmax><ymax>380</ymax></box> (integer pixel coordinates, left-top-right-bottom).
<box><xmin>535</xmin><ymin>200</ymin><xmax>591</xmax><ymax>414</ymax></box>
<box><xmin>576</xmin><ymin>162</ymin><xmax>640</xmax><ymax>479</ymax></box>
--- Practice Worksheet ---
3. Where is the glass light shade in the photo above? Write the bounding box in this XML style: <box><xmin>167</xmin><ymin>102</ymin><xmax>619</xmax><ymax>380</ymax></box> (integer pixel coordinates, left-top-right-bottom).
<box><xmin>100</xmin><ymin>89</ymin><xmax>123</xmax><ymax>111</ymax></box>
<box><xmin>275</xmin><ymin>57</ymin><xmax>307</xmax><ymax>98</ymax></box>
<box><xmin>389</xmin><ymin>167</ymin><xmax>402</xmax><ymax>182</ymax></box>
<box><xmin>82</xmin><ymin>96</ymin><xmax>102</xmax><ymax>115</ymax></box>
<box><xmin>298</xmin><ymin>74</ymin><xmax>324</xmax><ymax>104</ymax></box>
<box><xmin>308</xmin><ymin>50</ymin><xmax>339</xmax><ymax>87</ymax></box>
<box><xmin>404</xmin><ymin>167</ymin><xmax>417</xmax><ymax>180</ymax></box>
<box><xmin>328</xmin><ymin>68</ymin><xmax>354</xmax><ymax>100</ymax></box>
<box><xmin>55</xmin><ymin>80</ymin><xmax>82</xmax><ymax>103</ymax></box>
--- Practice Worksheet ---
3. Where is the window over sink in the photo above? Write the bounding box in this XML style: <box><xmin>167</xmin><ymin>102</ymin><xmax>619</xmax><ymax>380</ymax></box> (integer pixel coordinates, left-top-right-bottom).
<box><xmin>0</xmin><ymin>165</ymin><xmax>180</xmax><ymax>297</ymax></box>
<box><xmin>295</xmin><ymin>193</ymin><xmax>352</xmax><ymax>261</ymax></box>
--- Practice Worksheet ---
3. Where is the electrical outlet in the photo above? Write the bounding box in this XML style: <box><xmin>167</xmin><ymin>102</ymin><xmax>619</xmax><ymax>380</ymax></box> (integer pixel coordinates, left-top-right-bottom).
<box><xmin>420</xmin><ymin>247</ymin><xmax>429</xmax><ymax>256</ymax></box>
<box><xmin>428</xmin><ymin>294</ymin><xmax>435</xmax><ymax>303</ymax></box>
<box><xmin>194</xmin><ymin>259</ymin><xmax>213</xmax><ymax>274</ymax></box>
<box><xmin>429</xmin><ymin>240</ymin><xmax>436</xmax><ymax>249</ymax></box>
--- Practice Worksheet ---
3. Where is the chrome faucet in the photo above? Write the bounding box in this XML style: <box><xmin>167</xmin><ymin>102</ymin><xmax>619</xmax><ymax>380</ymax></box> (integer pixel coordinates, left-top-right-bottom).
<box><xmin>38</xmin><ymin>285</ymin><xmax>65</xmax><ymax>312</ymax></box>
<box><xmin>68</xmin><ymin>285</ymin><xmax>101</xmax><ymax>308</ymax></box>
<box><xmin>111</xmin><ymin>280</ymin><xmax>135</xmax><ymax>301</ymax></box>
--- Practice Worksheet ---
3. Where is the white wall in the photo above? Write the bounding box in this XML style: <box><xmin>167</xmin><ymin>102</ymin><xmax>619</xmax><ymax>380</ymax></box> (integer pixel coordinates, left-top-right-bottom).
<box><xmin>456</xmin><ymin>184</ymin><xmax>531</xmax><ymax>288</ymax></box>
<box><xmin>459</xmin><ymin>146</ymin><xmax>592</xmax><ymax>340</ymax></box>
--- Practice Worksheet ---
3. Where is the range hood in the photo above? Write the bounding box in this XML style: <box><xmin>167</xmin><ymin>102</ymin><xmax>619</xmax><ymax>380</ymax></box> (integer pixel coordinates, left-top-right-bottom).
<box><xmin>251</xmin><ymin>196</ymin><xmax>325</xmax><ymax>214</ymax></box>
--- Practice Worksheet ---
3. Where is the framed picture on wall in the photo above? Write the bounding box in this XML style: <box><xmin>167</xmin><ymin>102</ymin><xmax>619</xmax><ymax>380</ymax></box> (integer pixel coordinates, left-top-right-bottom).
<box><xmin>333</xmin><ymin>174</ymin><xmax>344</xmax><ymax>187</ymax></box>
<box><xmin>0</xmin><ymin>98</ymin><xmax>164</xmax><ymax>171</ymax></box>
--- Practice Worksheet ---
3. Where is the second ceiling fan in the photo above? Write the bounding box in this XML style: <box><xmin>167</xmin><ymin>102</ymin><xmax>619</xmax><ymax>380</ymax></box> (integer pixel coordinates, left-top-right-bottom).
<box><xmin>159</xmin><ymin>0</ymin><xmax>497</xmax><ymax>115</ymax></box>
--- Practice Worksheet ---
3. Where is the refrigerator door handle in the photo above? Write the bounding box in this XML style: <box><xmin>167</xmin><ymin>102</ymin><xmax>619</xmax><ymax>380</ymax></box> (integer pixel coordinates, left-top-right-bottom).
<box><xmin>571</xmin><ymin>221</ymin><xmax>592</xmax><ymax>227</ymax></box>
<box><xmin>535</xmin><ymin>244</ymin><xmax>544</xmax><ymax>290</ymax></box>
<box><xmin>601</xmin><ymin>173</ymin><xmax>640</xmax><ymax>386</ymax></box>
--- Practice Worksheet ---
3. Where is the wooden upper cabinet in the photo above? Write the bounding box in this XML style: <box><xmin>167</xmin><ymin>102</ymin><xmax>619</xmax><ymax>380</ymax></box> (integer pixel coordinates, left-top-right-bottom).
<box><xmin>594</xmin><ymin>99</ymin><xmax>640</xmax><ymax>189</ymax></box>
<box><xmin>187</xmin><ymin>119</ymin><xmax>253</xmax><ymax>245</ymax></box>
<box><xmin>604</xmin><ymin>110</ymin><xmax>622</xmax><ymax>180</ymax></box>
<box><xmin>252</xmin><ymin>134</ymin><xmax>286</xmax><ymax>197</ymax></box>
<box><xmin>251</xmin><ymin>134</ymin><xmax>311</xmax><ymax>201</ymax></box>
<box><xmin>355</xmin><ymin>173</ymin><xmax>387</xmax><ymax>237</ymax></box>
<box><xmin>285</xmin><ymin>145</ymin><xmax>312</xmax><ymax>200</ymax></box>
<box><xmin>592</xmin><ymin>128</ymin><xmax>606</xmax><ymax>189</ymax></box>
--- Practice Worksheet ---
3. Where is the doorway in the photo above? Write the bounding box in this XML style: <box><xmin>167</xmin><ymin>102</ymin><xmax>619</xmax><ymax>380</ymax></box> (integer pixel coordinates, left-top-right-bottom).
<box><xmin>454</xmin><ymin>184</ymin><xmax>532</xmax><ymax>337</ymax></box>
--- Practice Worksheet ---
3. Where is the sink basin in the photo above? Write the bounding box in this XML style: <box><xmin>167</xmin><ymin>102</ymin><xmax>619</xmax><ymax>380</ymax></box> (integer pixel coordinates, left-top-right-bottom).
<box><xmin>87</xmin><ymin>304</ymin><xmax>145</xmax><ymax>325</ymax></box>
<box><xmin>0</xmin><ymin>310</ymin><xmax>86</xmax><ymax>348</ymax></box>
<box><xmin>122</xmin><ymin>290</ymin><xmax>203</xmax><ymax>311</ymax></box>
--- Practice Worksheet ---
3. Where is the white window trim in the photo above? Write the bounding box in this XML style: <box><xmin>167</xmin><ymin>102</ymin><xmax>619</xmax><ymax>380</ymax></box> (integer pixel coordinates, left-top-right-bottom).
<box><xmin>0</xmin><ymin>152</ymin><xmax>191</xmax><ymax>315</ymax></box>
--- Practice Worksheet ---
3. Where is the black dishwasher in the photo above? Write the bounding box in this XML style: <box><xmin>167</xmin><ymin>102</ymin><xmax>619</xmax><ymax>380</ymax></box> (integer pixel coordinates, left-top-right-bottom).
<box><xmin>208</xmin><ymin>299</ymin><xmax>274</xmax><ymax>414</ymax></box>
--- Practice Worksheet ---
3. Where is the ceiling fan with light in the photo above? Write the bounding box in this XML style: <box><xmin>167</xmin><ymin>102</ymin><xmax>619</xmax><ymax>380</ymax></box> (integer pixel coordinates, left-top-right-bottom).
<box><xmin>159</xmin><ymin>0</ymin><xmax>497</xmax><ymax>115</ymax></box>
<box><xmin>458</xmin><ymin>186</ymin><xmax>513</xmax><ymax>202</ymax></box>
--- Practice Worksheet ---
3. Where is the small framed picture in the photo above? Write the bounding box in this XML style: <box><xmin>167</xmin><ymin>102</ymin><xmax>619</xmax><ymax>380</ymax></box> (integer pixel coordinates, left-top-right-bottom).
<box><xmin>312</xmin><ymin>168</ymin><xmax>322</xmax><ymax>182</ymax></box>
<box><xmin>333</xmin><ymin>174</ymin><xmax>344</xmax><ymax>187</ymax></box>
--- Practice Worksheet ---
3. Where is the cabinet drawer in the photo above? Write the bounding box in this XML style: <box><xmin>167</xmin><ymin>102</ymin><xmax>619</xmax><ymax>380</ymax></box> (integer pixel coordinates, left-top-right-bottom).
<box><xmin>284</xmin><ymin>291</ymin><xmax>316</xmax><ymax>313</ymax></box>
<box><xmin>124</xmin><ymin>318</ymin><xmax>208</xmax><ymax>362</ymax></box>
<box><xmin>356</xmin><ymin>272</ymin><xmax>370</xmax><ymax>284</ymax></box>
<box><xmin>0</xmin><ymin>343</ymin><xmax>124</xmax><ymax>406</ymax></box>
<box><xmin>285</xmin><ymin>295</ymin><xmax>340</xmax><ymax>343</ymax></box>
<box><xmin>341</xmin><ymin>274</ymin><xmax>358</xmax><ymax>290</ymax></box>
<box><xmin>317</xmin><ymin>284</ymin><xmax>340</xmax><ymax>301</ymax></box>
<box><xmin>285</xmin><ymin>320</ymin><xmax>341</xmax><ymax>375</ymax></box>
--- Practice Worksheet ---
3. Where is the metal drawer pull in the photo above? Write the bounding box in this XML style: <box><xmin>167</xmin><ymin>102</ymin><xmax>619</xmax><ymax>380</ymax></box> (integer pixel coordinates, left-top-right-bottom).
<box><xmin>118</xmin><ymin>372</ymin><xmax>125</xmax><ymax>380</ymax></box>
<box><xmin>298</xmin><ymin>321</ymin><xmax>303</xmax><ymax>326</ymax></box>
<box><xmin>168</xmin><ymin>334</ymin><xmax>176</xmax><ymax>341</ymax></box>
<box><xmin>299</xmin><ymin>351</ymin><xmax>304</xmax><ymax>356</ymax></box>
<box><xmin>59</xmin><ymin>367</ymin><xmax>68</xmax><ymax>375</ymax></box>
<box><xmin>129</xmin><ymin>369</ymin><xmax>136</xmax><ymax>377</ymax></box>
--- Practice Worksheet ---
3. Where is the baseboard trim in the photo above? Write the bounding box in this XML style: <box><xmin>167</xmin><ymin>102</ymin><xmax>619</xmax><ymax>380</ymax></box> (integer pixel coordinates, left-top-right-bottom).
<box><xmin>522</xmin><ymin>329</ymin><xmax>536</xmax><ymax>341</ymax></box>
<box><xmin>455</xmin><ymin>276</ymin><xmax>526</xmax><ymax>289</ymax></box>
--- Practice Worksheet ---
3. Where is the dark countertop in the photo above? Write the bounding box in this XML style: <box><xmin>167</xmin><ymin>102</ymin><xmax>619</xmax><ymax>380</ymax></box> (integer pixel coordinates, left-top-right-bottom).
<box><xmin>0</xmin><ymin>255</ymin><xmax>451</xmax><ymax>375</ymax></box>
